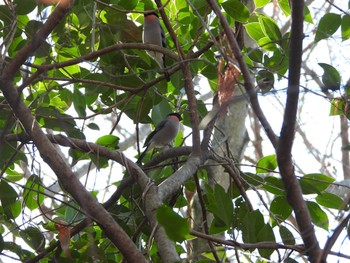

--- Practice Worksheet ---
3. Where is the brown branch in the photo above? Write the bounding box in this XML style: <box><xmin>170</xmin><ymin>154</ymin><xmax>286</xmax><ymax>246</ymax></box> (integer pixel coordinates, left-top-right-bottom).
<box><xmin>340</xmin><ymin>115</ymin><xmax>350</xmax><ymax>179</ymax></box>
<box><xmin>276</xmin><ymin>0</ymin><xmax>321</xmax><ymax>262</ymax></box>
<box><xmin>320</xmin><ymin>212</ymin><xmax>350</xmax><ymax>262</ymax></box>
<box><xmin>190</xmin><ymin>230</ymin><xmax>305</xmax><ymax>252</ymax></box>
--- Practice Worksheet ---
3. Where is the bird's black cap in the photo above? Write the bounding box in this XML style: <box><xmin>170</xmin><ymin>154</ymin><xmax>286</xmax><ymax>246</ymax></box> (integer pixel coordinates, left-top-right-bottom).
<box><xmin>144</xmin><ymin>12</ymin><xmax>159</xmax><ymax>17</ymax></box>
<box><xmin>167</xmin><ymin>112</ymin><xmax>182</xmax><ymax>121</ymax></box>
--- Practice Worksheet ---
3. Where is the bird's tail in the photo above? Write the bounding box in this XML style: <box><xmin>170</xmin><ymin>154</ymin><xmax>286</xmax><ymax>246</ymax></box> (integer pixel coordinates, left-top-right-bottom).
<box><xmin>162</xmin><ymin>55</ymin><xmax>170</xmax><ymax>82</ymax></box>
<box><xmin>136</xmin><ymin>145</ymin><xmax>150</xmax><ymax>165</ymax></box>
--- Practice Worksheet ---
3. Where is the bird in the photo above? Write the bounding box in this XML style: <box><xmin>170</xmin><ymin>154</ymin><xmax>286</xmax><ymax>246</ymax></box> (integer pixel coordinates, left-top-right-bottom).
<box><xmin>143</xmin><ymin>12</ymin><xmax>170</xmax><ymax>81</ymax></box>
<box><xmin>137</xmin><ymin>113</ymin><xmax>182</xmax><ymax>164</ymax></box>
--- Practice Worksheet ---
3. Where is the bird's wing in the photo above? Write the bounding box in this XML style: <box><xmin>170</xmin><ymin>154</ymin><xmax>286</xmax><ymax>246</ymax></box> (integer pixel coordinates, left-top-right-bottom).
<box><xmin>143</xmin><ymin>119</ymin><xmax>167</xmax><ymax>147</ymax></box>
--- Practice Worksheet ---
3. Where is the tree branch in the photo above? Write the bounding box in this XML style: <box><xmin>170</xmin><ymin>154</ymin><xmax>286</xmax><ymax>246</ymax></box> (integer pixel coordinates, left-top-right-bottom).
<box><xmin>276</xmin><ymin>0</ymin><xmax>321</xmax><ymax>262</ymax></box>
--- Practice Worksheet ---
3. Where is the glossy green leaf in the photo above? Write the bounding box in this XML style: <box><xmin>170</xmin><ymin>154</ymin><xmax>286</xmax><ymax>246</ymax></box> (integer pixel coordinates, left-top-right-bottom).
<box><xmin>241</xmin><ymin>210</ymin><xmax>265</xmax><ymax>243</ymax></box>
<box><xmin>306</xmin><ymin>201</ymin><xmax>329</xmax><ymax>230</ymax></box>
<box><xmin>87</xmin><ymin>123</ymin><xmax>100</xmax><ymax>130</ymax></box>
<box><xmin>257</xmin><ymin>36</ymin><xmax>278</xmax><ymax>51</ymax></box>
<box><xmin>257</xmin><ymin>224</ymin><xmax>275</xmax><ymax>258</ymax></box>
<box><xmin>329</xmin><ymin>98</ymin><xmax>346</xmax><ymax>116</ymax></box>
<box><xmin>192</xmin><ymin>0</ymin><xmax>210</xmax><ymax>16</ymax></box>
<box><xmin>299</xmin><ymin>173</ymin><xmax>335</xmax><ymax>194</ymax></box>
<box><xmin>206</xmin><ymin>184</ymin><xmax>234</xmax><ymax>226</ymax></box>
<box><xmin>245</xmin><ymin>22</ymin><xmax>265</xmax><ymax>43</ymax></box>
<box><xmin>278</xmin><ymin>0</ymin><xmax>290</xmax><ymax>17</ymax></box>
<box><xmin>73</xmin><ymin>88</ymin><xmax>87</xmax><ymax>117</ymax></box>
<box><xmin>341</xmin><ymin>15</ymin><xmax>350</xmax><ymax>41</ymax></box>
<box><xmin>318</xmin><ymin>63</ymin><xmax>341</xmax><ymax>91</ymax></box>
<box><xmin>254</xmin><ymin>0</ymin><xmax>270</xmax><ymax>8</ymax></box>
<box><xmin>263</xmin><ymin>176</ymin><xmax>285</xmax><ymax>195</ymax></box>
<box><xmin>23</xmin><ymin>175</ymin><xmax>45</xmax><ymax>210</ymax></box>
<box><xmin>157</xmin><ymin>205</ymin><xmax>189</xmax><ymax>242</ymax></box>
<box><xmin>316</xmin><ymin>193</ymin><xmax>343</xmax><ymax>209</ymax></box>
<box><xmin>19</xmin><ymin>227</ymin><xmax>45</xmax><ymax>253</ymax></box>
<box><xmin>259</xmin><ymin>15</ymin><xmax>282</xmax><ymax>41</ymax></box>
<box><xmin>247</xmin><ymin>48</ymin><xmax>263</xmax><ymax>63</ymax></box>
<box><xmin>95</xmin><ymin>135</ymin><xmax>119</xmax><ymax>149</ymax></box>
<box><xmin>222</xmin><ymin>0</ymin><xmax>250</xmax><ymax>23</ymax></box>
<box><xmin>315</xmin><ymin>13</ymin><xmax>341</xmax><ymax>42</ymax></box>
<box><xmin>270</xmin><ymin>196</ymin><xmax>292</xmax><ymax>223</ymax></box>
<box><xmin>304</xmin><ymin>6</ymin><xmax>313</xmax><ymax>24</ymax></box>
<box><xmin>240</xmin><ymin>173</ymin><xmax>264</xmax><ymax>187</ymax></box>
<box><xmin>256</xmin><ymin>154</ymin><xmax>277</xmax><ymax>173</ymax></box>
<box><xmin>0</xmin><ymin>181</ymin><xmax>18</xmax><ymax>207</ymax></box>
<box><xmin>14</xmin><ymin>0</ymin><xmax>36</xmax><ymax>15</ymax></box>
<box><xmin>279</xmin><ymin>225</ymin><xmax>295</xmax><ymax>245</ymax></box>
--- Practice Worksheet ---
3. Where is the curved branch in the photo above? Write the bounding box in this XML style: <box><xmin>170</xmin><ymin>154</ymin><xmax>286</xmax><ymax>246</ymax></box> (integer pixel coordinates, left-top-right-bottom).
<box><xmin>276</xmin><ymin>0</ymin><xmax>321</xmax><ymax>262</ymax></box>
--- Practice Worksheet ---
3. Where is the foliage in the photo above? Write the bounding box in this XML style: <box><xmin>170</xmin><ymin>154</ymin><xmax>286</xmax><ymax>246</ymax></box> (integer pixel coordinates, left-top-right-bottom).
<box><xmin>0</xmin><ymin>0</ymin><xmax>349</xmax><ymax>262</ymax></box>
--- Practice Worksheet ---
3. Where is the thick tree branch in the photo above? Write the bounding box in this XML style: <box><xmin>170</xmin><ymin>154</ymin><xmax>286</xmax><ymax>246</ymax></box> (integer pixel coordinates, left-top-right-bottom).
<box><xmin>276</xmin><ymin>0</ymin><xmax>321</xmax><ymax>262</ymax></box>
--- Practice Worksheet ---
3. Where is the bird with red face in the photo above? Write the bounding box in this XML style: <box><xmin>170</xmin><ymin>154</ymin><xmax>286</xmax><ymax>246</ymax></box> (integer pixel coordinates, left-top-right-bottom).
<box><xmin>137</xmin><ymin>113</ymin><xmax>182</xmax><ymax>164</ymax></box>
<box><xmin>143</xmin><ymin>12</ymin><xmax>170</xmax><ymax>81</ymax></box>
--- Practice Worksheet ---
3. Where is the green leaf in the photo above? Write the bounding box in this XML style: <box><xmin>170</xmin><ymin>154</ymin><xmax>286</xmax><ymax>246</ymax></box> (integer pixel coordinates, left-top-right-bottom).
<box><xmin>241</xmin><ymin>210</ymin><xmax>265</xmax><ymax>243</ymax></box>
<box><xmin>206</xmin><ymin>184</ymin><xmax>234</xmax><ymax>226</ymax></box>
<box><xmin>316</xmin><ymin>193</ymin><xmax>343</xmax><ymax>209</ymax></box>
<box><xmin>306</xmin><ymin>201</ymin><xmax>329</xmax><ymax>230</ymax></box>
<box><xmin>19</xmin><ymin>226</ymin><xmax>45</xmax><ymax>253</ymax></box>
<box><xmin>299</xmin><ymin>173</ymin><xmax>335</xmax><ymax>194</ymax></box>
<box><xmin>258</xmin><ymin>15</ymin><xmax>282</xmax><ymax>41</ymax></box>
<box><xmin>279</xmin><ymin>225</ymin><xmax>295</xmax><ymax>245</ymax></box>
<box><xmin>247</xmin><ymin>48</ymin><xmax>263</xmax><ymax>63</ymax></box>
<box><xmin>157</xmin><ymin>205</ymin><xmax>189</xmax><ymax>242</ymax></box>
<box><xmin>73</xmin><ymin>88</ymin><xmax>87</xmax><ymax>117</ymax></box>
<box><xmin>263</xmin><ymin>176</ymin><xmax>285</xmax><ymax>195</ymax></box>
<box><xmin>341</xmin><ymin>15</ymin><xmax>350</xmax><ymax>41</ymax></box>
<box><xmin>257</xmin><ymin>37</ymin><xmax>278</xmax><ymax>51</ymax></box>
<box><xmin>240</xmin><ymin>173</ymin><xmax>264</xmax><ymax>187</ymax></box>
<box><xmin>318</xmin><ymin>63</ymin><xmax>341</xmax><ymax>91</ymax></box>
<box><xmin>222</xmin><ymin>0</ymin><xmax>250</xmax><ymax>23</ymax></box>
<box><xmin>0</xmin><ymin>180</ymin><xmax>18</xmax><ymax>207</ymax></box>
<box><xmin>304</xmin><ymin>6</ymin><xmax>313</xmax><ymax>24</ymax></box>
<box><xmin>270</xmin><ymin>196</ymin><xmax>292</xmax><ymax>224</ymax></box>
<box><xmin>254</xmin><ymin>0</ymin><xmax>270</xmax><ymax>8</ymax></box>
<box><xmin>95</xmin><ymin>135</ymin><xmax>119</xmax><ymax>149</ymax></box>
<box><xmin>278</xmin><ymin>0</ymin><xmax>290</xmax><ymax>17</ymax></box>
<box><xmin>23</xmin><ymin>175</ymin><xmax>45</xmax><ymax>210</ymax></box>
<box><xmin>256</xmin><ymin>154</ymin><xmax>277</xmax><ymax>174</ymax></box>
<box><xmin>315</xmin><ymin>13</ymin><xmax>341</xmax><ymax>42</ymax></box>
<box><xmin>329</xmin><ymin>98</ymin><xmax>346</xmax><ymax>116</ymax></box>
<box><xmin>257</xmin><ymin>224</ymin><xmax>275</xmax><ymax>258</ymax></box>
<box><xmin>245</xmin><ymin>22</ymin><xmax>265</xmax><ymax>43</ymax></box>
<box><xmin>87</xmin><ymin>123</ymin><xmax>100</xmax><ymax>130</ymax></box>
<box><xmin>14</xmin><ymin>0</ymin><xmax>36</xmax><ymax>15</ymax></box>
